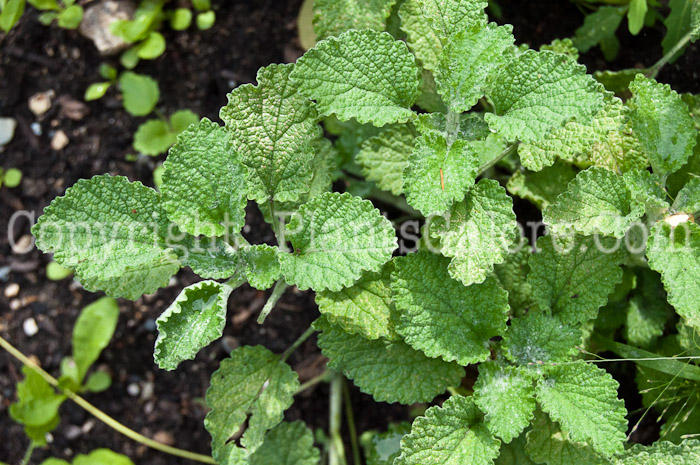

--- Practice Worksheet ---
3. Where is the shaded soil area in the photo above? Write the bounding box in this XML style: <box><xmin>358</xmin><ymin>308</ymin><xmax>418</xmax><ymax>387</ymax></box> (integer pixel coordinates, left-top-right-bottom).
<box><xmin>0</xmin><ymin>0</ymin><xmax>697</xmax><ymax>464</ymax></box>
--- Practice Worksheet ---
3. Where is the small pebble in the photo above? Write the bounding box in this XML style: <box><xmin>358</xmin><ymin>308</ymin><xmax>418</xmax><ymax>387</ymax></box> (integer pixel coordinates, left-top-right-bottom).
<box><xmin>221</xmin><ymin>335</ymin><xmax>239</xmax><ymax>354</ymax></box>
<box><xmin>4</xmin><ymin>283</ymin><xmax>19</xmax><ymax>298</ymax></box>
<box><xmin>0</xmin><ymin>117</ymin><xmax>17</xmax><ymax>146</ymax></box>
<box><xmin>30</xmin><ymin>122</ymin><xmax>42</xmax><ymax>136</ymax></box>
<box><xmin>141</xmin><ymin>319</ymin><xmax>157</xmax><ymax>332</ymax></box>
<box><xmin>153</xmin><ymin>431</ymin><xmax>175</xmax><ymax>446</ymax></box>
<box><xmin>29</xmin><ymin>91</ymin><xmax>54</xmax><ymax>116</ymax></box>
<box><xmin>140</xmin><ymin>381</ymin><xmax>154</xmax><ymax>401</ymax></box>
<box><xmin>23</xmin><ymin>318</ymin><xmax>39</xmax><ymax>337</ymax></box>
<box><xmin>51</xmin><ymin>130</ymin><xmax>69</xmax><ymax>150</ymax></box>
<box><xmin>127</xmin><ymin>383</ymin><xmax>140</xmax><ymax>397</ymax></box>
<box><xmin>12</xmin><ymin>235</ymin><xmax>34</xmax><ymax>254</ymax></box>
<box><xmin>64</xmin><ymin>425</ymin><xmax>82</xmax><ymax>440</ymax></box>
<box><xmin>81</xmin><ymin>420</ymin><xmax>95</xmax><ymax>434</ymax></box>
<box><xmin>10</xmin><ymin>299</ymin><xmax>21</xmax><ymax>311</ymax></box>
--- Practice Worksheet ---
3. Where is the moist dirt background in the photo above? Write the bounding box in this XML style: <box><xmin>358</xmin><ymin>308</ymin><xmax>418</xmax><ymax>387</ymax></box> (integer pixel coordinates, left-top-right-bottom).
<box><xmin>0</xmin><ymin>0</ymin><xmax>698</xmax><ymax>463</ymax></box>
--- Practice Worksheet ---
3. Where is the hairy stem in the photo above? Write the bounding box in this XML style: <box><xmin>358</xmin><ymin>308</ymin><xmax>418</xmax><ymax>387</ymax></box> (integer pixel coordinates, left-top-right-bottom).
<box><xmin>477</xmin><ymin>142</ymin><xmax>519</xmax><ymax>175</ymax></box>
<box><xmin>20</xmin><ymin>441</ymin><xmax>35</xmax><ymax>465</ymax></box>
<box><xmin>281</xmin><ymin>326</ymin><xmax>316</xmax><ymax>362</ymax></box>
<box><xmin>257</xmin><ymin>279</ymin><xmax>289</xmax><ymax>324</ymax></box>
<box><xmin>295</xmin><ymin>370</ymin><xmax>330</xmax><ymax>395</ymax></box>
<box><xmin>0</xmin><ymin>335</ymin><xmax>216</xmax><ymax>464</ymax></box>
<box><xmin>266</xmin><ymin>200</ymin><xmax>288</xmax><ymax>252</ymax></box>
<box><xmin>647</xmin><ymin>31</ymin><xmax>693</xmax><ymax>80</ymax></box>
<box><xmin>342</xmin><ymin>380</ymin><xmax>360</xmax><ymax>465</ymax></box>
<box><xmin>329</xmin><ymin>372</ymin><xmax>347</xmax><ymax>465</ymax></box>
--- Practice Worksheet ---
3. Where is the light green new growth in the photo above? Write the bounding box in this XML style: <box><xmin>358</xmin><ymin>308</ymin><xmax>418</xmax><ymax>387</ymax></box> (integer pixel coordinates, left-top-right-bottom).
<box><xmin>391</xmin><ymin>251</ymin><xmax>509</xmax><ymax>365</ymax></box>
<box><xmin>356</xmin><ymin>125</ymin><xmax>415</xmax><ymax>196</ymax></box>
<box><xmin>241</xmin><ymin>244</ymin><xmax>282</xmax><ymax>291</ymax></box>
<box><xmin>290</xmin><ymin>29</ymin><xmax>420</xmax><ymax>126</ymax></box>
<box><xmin>249</xmin><ymin>421</ymin><xmax>320</xmax><ymax>465</ymax></box>
<box><xmin>507</xmin><ymin>160</ymin><xmax>577</xmax><ymax>209</ymax></box>
<box><xmin>312</xmin><ymin>0</ymin><xmax>397</xmax><ymax>40</ymax></box>
<box><xmin>399</xmin><ymin>0</ymin><xmax>443</xmax><ymax>70</ymax></box>
<box><xmin>278</xmin><ymin>192</ymin><xmax>397</xmax><ymax>292</ymax></box>
<box><xmin>10</xmin><ymin>366</ymin><xmax>65</xmax><ymax>445</ymax></box>
<box><xmin>154</xmin><ymin>281</ymin><xmax>233</xmax><ymax>370</ymax></box>
<box><xmin>503</xmin><ymin>311</ymin><xmax>581</xmax><ymax>365</ymax></box>
<box><xmin>485</xmin><ymin>50</ymin><xmax>604</xmax><ymax>143</ymax></box>
<box><xmin>162</xmin><ymin>118</ymin><xmax>247</xmax><ymax>236</ymax></box>
<box><xmin>72</xmin><ymin>297</ymin><xmax>119</xmax><ymax>383</ymax></box>
<box><xmin>32</xmin><ymin>175</ymin><xmax>180</xmax><ymax>300</ymax></box>
<box><xmin>617</xmin><ymin>440</ymin><xmax>700</xmax><ymax>465</ymax></box>
<box><xmin>396</xmin><ymin>395</ymin><xmax>500</xmax><ymax>465</ymax></box>
<box><xmin>415</xmin><ymin>0</ymin><xmax>487</xmax><ymax>42</ymax></box>
<box><xmin>221</xmin><ymin>63</ymin><xmax>319</xmax><ymax>203</ymax></box>
<box><xmin>429</xmin><ymin>178</ymin><xmax>518</xmax><ymax>286</ymax></box>
<box><xmin>315</xmin><ymin>317</ymin><xmax>464</xmax><ymax>404</ymax></box>
<box><xmin>672</xmin><ymin>176</ymin><xmax>700</xmax><ymax>214</ymax></box>
<box><xmin>180</xmin><ymin>236</ymin><xmax>241</xmax><ymax>280</ymax></box>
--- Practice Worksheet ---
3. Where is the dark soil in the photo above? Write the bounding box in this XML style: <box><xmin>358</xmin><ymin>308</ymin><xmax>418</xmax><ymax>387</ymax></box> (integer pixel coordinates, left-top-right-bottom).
<box><xmin>0</xmin><ymin>0</ymin><xmax>697</xmax><ymax>464</ymax></box>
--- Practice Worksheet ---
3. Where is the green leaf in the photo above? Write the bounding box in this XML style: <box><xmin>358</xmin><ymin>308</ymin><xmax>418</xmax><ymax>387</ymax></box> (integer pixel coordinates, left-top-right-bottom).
<box><xmin>414</xmin><ymin>0</ymin><xmax>488</xmax><ymax>42</ymax></box>
<box><xmin>192</xmin><ymin>0</ymin><xmax>210</xmax><ymax>11</ymax></box>
<box><xmin>396</xmin><ymin>395</ymin><xmax>500</xmax><ymax>465</ymax></box>
<box><xmin>672</xmin><ymin>177</ymin><xmax>700</xmax><ymax>215</ymax></box>
<box><xmin>436</xmin><ymin>23</ymin><xmax>515</xmax><ymax>112</ymax></box>
<box><xmin>249</xmin><ymin>421</ymin><xmax>320</xmax><ymax>465</ymax></box>
<box><xmin>474</xmin><ymin>362</ymin><xmax>536</xmax><ymax>443</ymax></box>
<box><xmin>0</xmin><ymin>0</ymin><xmax>25</xmax><ymax>32</ymax></box>
<box><xmin>120</xmin><ymin>47</ymin><xmax>140</xmax><ymax>69</ymax></box>
<box><xmin>627</xmin><ymin>0</ymin><xmax>647</xmax><ymax>35</ymax></box>
<box><xmin>525</xmin><ymin>410</ymin><xmax>611</xmax><ymax>465</ymax></box>
<box><xmin>617</xmin><ymin>440</ymin><xmax>700</xmax><ymax>465</ymax></box>
<box><xmin>315</xmin><ymin>262</ymin><xmax>397</xmax><ymax>340</ymax></box>
<box><xmin>278</xmin><ymin>192</ymin><xmax>397</xmax><ymax>292</ymax></box>
<box><xmin>133</xmin><ymin>119</ymin><xmax>176</xmax><ymax>156</ymax></box>
<box><xmin>27</xmin><ymin>0</ymin><xmax>58</xmax><ymax>10</ymax></box>
<box><xmin>57</xmin><ymin>4</ymin><xmax>82</xmax><ymax>29</ymax></box>
<box><xmin>84</xmin><ymin>82</ymin><xmax>111</xmax><ymax>101</ymax></box>
<box><xmin>543</xmin><ymin>167</ymin><xmax>645</xmax><ymax>238</ymax></box>
<box><xmin>290</xmin><ymin>29</ymin><xmax>420</xmax><ymax>126</ymax></box>
<box><xmin>72</xmin><ymin>297</ymin><xmax>119</xmax><ymax>383</ymax></box>
<box><xmin>315</xmin><ymin>317</ymin><xmax>464</xmax><ymax>404</ymax></box>
<box><xmin>536</xmin><ymin>361</ymin><xmax>628</xmax><ymax>456</ymax></box>
<box><xmin>39</xmin><ymin>459</ymin><xmax>71</xmax><ymax>465</ymax></box>
<box><xmin>221</xmin><ymin>63</ymin><xmax>319</xmax><ymax>203</ymax></box>
<box><xmin>503</xmin><ymin>312</ymin><xmax>581</xmax><ymax>365</ymax></box>
<box><xmin>571</xmin><ymin>6</ymin><xmax>625</xmax><ymax>53</ymax></box>
<box><xmin>84</xmin><ymin>371</ymin><xmax>111</xmax><ymax>393</ymax></box>
<box><xmin>32</xmin><ymin>175</ymin><xmax>180</xmax><ymax>299</ymax></box>
<box><xmin>528</xmin><ymin>234</ymin><xmax>625</xmax><ymax>324</ymax></box>
<box><xmin>46</xmin><ymin>260</ymin><xmax>72</xmax><ymax>280</ymax></box>
<box><xmin>628</xmin><ymin>75</ymin><xmax>697</xmax><ymax>177</ymax></box>
<box><xmin>169</xmin><ymin>109</ymin><xmax>199</xmax><ymax>134</ymax></box>
<box><xmin>99</xmin><ymin>63</ymin><xmax>117</xmax><ymax>81</ymax></box>
<box><xmin>204</xmin><ymin>346</ymin><xmax>299</xmax><ymax>460</ymax></box>
<box><xmin>73</xmin><ymin>449</ymin><xmax>134</xmax><ymax>465</ymax></box>
<box><xmin>485</xmin><ymin>50</ymin><xmax>604</xmax><ymax>143</ymax></box>
<box><xmin>312</xmin><ymin>0</ymin><xmax>397</xmax><ymax>40</ymax></box>
<box><xmin>119</xmin><ymin>72</ymin><xmax>159</xmax><ymax>116</ymax></box>
<box><xmin>136</xmin><ymin>31</ymin><xmax>165</xmax><ymax>59</ymax></box>
<box><xmin>391</xmin><ymin>251</ymin><xmax>509</xmax><ymax>365</ymax></box>
<box><xmin>622</xmin><ymin>169</ymin><xmax>670</xmax><ymax>216</ymax></box>
<box><xmin>162</xmin><ymin>118</ymin><xmax>247</xmax><ymax>237</ymax></box>
<box><xmin>361</xmin><ymin>422</ymin><xmax>412</xmax><ymax>465</ymax></box>
<box><xmin>492</xmin><ymin>244</ymin><xmax>536</xmax><ymax>313</ymax></box>
<box><xmin>429</xmin><ymin>178</ymin><xmax>518</xmax><ymax>286</ymax></box>
<box><xmin>540</xmin><ymin>38</ymin><xmax>579</xmax><ymax>59</ymax></box>
<box><xmin>398</xmin><ymin>0</ymin><xmax>442</xmax><ymax>70</ymax></box>
<box><xmin>9</xmin><ymin>366</ymin><xmax>65</xmax><ymax>444</ymax></box>
<box><xmin>356</xmin><ymin>125</ymin><xmax>414</xmax><ymax>196</ymax></box>
<box><xmin>646</xmin><ymin>220</ymin><xmax>700</xmax><ymax>329</ymax></box>
<box><xmin>241</xmin><ymin>244</ymin><xmax>282</xmax><ymax>290</ymax></box>
<box><xmin>518</xmin><ymin>96</ymin><xmax>647</xmax><ymax>173</ymax></box>
<box><xmin>170</xmin><ymin>8</ymin><xmax>192</xmax><ymax>30</ymax></box>
<box><xmin>179</xmin><ymin>236</ymin><xmax>242</xmax><ymax>280</ymax></box>
<box><xmin>196</xmin><ymin>10</ymin><xmax>215</xmax><ymax>30</ymax></box>
<box><xmin>495</xmin><ymin>435</ymin><xmax>537</xmax><ymax>465</ymax></box>
<box><xmin>507</xmin><ymin>160</ymin><xmax>577</xmax><ymax>210</ymax></box>
<box><xmin>663</xmin><ymin>0</ymin><xmax>695</xmax><ymax>62</ymax></box>
<box><xmin>154</xmin><ymin>281</ymin><xmax>233</xmax><ymax>371</ymax></box>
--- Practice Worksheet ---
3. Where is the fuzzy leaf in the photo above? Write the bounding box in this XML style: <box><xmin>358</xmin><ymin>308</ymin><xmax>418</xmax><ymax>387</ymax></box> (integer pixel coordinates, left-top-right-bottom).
<box><xmin>572</xmin><ymin>6</ymin><xmax>625</xmax><ymax>53</ymax></box>
<box><xmin>133</xmin><ymin>119</ymin><xmax>176</xmax><ymax>156</ymax></box>
<box><xmin>543</xmin><ymin>167</ymin><xmax>645</xmax><ymax>238</ymax></box>
<box><xmin>279</xmin><ymin>192</ymin><xmax>397</xmax><ymax>292</ymax></box>
<box><xmin>646</xmin><ymin>220</ymin><xmax>700</xmax><ymax>329</ymax></box>
<box><xmin>356</xmin><ymin>125</ymin><xmax>414</xmax><ymax>196</ymax></box>
<box><xmin>507</xmin><ymin>160</ymin><xmax>577</xmax><ymax>210</ymax></box>
<box><xmin>221</xmin><ymin>64</ymin><xmax>319</xmax><ymax>203</ymax></box>
<box><xmin>32</xmin><ymin>175</ymin><xmax>180</xmax><ymax>300</ymax></box>
<box><xmin>396</xmin><ymin>395</ymin><xmax>500</xmax><ymax>465</ymax></box>
<box><xmin>617</xmin><ymin>440</ymin><xmax>700</xmax><ymax>465</ymax></box>
<box><xmin>673</xmin><ymin>177</ymin><xmax>700</xmax><ymax>215</ymax></box>
<box><xmin>403</xmin><ymin>133</ymin><xmax>480</xmax><ymax>215</ymax></box>
<box><xmin>536</xmin><ymin>361</ymin><xmax>628</xmax><ymax>456</ymax></box>
<box><xmin>361</xmin><ymin>422</ymin><xmax>412</xmax><ymax>465</ymax></box>
<box><xmin>241</xmin><ymin>244</ymin><xmax>281</xmax><ymax>290</ymax></box>
<box><xmin>429</xmin><ymin>178</ymin><xmax>518</xmax><ymax>286</ymax></box>
<box><xmin>290</xmin><ymin>29</ymin><xmax>420</xmax><ymax>126</ymax></box>
<box><xmin>391</xmin><ymin>251</ymin><xmax>509</xmax><ymax>365</ymax></box>
<box><xmin>503</xmin><ymin>312</ymin><xmax>581</xmax><ymax>365</ymax></box>
<box><xmin>436</xmin><ymin>23</ymin><xmax>515</xmax><ymax>112</ymax></box>
<box><xmin>9</xmin><ymin>366</ymin><xmax>65</xmax><ymax>445</ymax></box>
<box><xmin>154</xmin><ymin>281</ymin><xmax>233</xmax><ymax>370</ymax></box>
<box><xmin>628</xmin><ymin>75</ymin><xmax>697</xmax><ymax>177</ymax></box>
<box><xmin>399</xmin><ymin>0</ymin><xmax>442</xmax><ymax>70</ymax></box>
<box><xmin>249</xmin><ymin>421</ymin><xmax>320</xmax><ymax>465</ymax></box>
<box><xmin>474</xmin><ymin>362</ymin><xmax>536</xmax><ymax>443</ymax></box>
<box><xmin>485</xmin><ymin>50</ymin><xmax>604</xmax><ymax>143</ymax></box>
<box><xmin>414</xmin><ymin>0</ymin><xmax>487</xmax><ymax>42</ymax></box>
<box><xmin>315</xmin><ymin>317</ymin><xmax>464</xmax><ymax>404</ymax></box>
<box><xmin>162</xmin><ymin>118</ymin><xmax>247</xmax><ymax>236</ymax></box>
<box><xmin>72</xmin><ymin>297</ymin><xmax>119</xmax><ymax>383</ymax></box>
<box><xmin>205</xmin><ymin>346</ymin><xmax>299</xmax><ymax>461</ymax></box>
<box><xmin>492</xmin><ymin>245</ymin><xmax>536</xmax><ymax>313</ymax></box>
<box><xmin>180</xmin><ymin>236</ymin><xmax>242</xmax><ymax>280</ymax></box>
<box><xmin>528</xmin><ymin>234</ymin><xmax>625</xmax><ymax>324</ymax></box>
<box><xmin>312</xmin><ymin>0</ymin><xmax>397</xmax><ymax>40</ymax></box>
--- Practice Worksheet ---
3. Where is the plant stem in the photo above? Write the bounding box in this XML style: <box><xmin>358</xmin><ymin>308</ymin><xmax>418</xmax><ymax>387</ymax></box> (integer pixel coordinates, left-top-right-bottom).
<box><xmin>266</xmin><ymin>200</ymin><xmax>288</xmax><ymax>252</ymax></box>
<box><xmin>342</xmin><ymin>380</ymin><xmax>360</xmax><ymax>465</ymax></box>
<box><xmin>281</xmin><ymin>326</ymin><xmax>316</xmax><ymax>362</ymax></box>
<box><xmin>20</xmin><ymin>441</ymin><xmax>35</xmax><ymax>465</ymax></box>
<box><xmin>647</xmin><ymin>31</ymin><xmax>693</xmax><ymax>79</ymax></box>
<box><xmin>329</xmin><ymin>372</ymin><xmax>347</xmax><ymax>465</ymax></box>
<box><xmin>477</xmin><ymin>142</ymin><xmax>519</xmax><ymax>175</ymax></box>
<box><xmin>294</xmin><ymin>370</ymin><xmax>330</xmax><ymax>395</ymax></box>
<box><xmin>257</xmin><ymin>279</ymin><xmax>289</xmax><ymax>324</ymax></box>
<box><xmin>0</xmin><ymin>335</ymin><xmax>216</xmax><ymax>464</ymax></box>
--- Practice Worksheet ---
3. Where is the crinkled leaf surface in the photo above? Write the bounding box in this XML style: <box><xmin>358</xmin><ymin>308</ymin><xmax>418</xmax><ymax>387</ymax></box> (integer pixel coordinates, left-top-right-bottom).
<box><xmin>162</xmin><ymin>118</ymin><xmax>247</xmax><ymax>237</ymax></box>
<box><xmin>290</xmin><ymin>29</ymin><xmax>420</xmax><ymax>126</ymax></box>
<box><xmin>474</xmin><ymin>362</ymin><xmax>536</xmax><ymax>443</ymax></box>
<box><xmin>279</xmin><ymin>192</ymin><xmax>397</xmax><ymax>292</ymax></box>
<box><xmin>429</xmin><ymin>178</ymin><xmax>518</xmax><ymax>286</ymax></box>
<box><xmin>503</xmin><ymin>312</ymin><xmax>581</xmax><ymax>365</ymax></box>
<box><xmin>543</xmin><ymin>167</ymin><xmax>645</xmax><ymax>238</ymax></box>
<box><xmin>507</xmin><ymin>160</ymin><xmax>577</xmax><ymax>210</ymax></box>
<box><xmin>154</xmin><ymin>281</ymin><xmax>233</xmax><ymax>370</ymax></box>
<box><xmin>32</xmin><ymin>175</ymin><xmax>180</xmax><ymax>300</ymax></box>
<box><xmin>249</xmin><ymin>421</ymin><xmax>320</xmax><ymax>465</ymax></box>
<box><xmin>493</xmin><ymin>244</ymin><xmax>536</xmax><ymax>313</ymax></box>
<box><xmin>221</xmin><ymin>63</ymin><xmax>319</xmax><ymax>203</ymax></box>
<box><xmin>312</xmin><ymin>0</ymin><xmax>397</xmax><ymax>40</ymax></box>
<box><xmin>528</xmin><ymin>234</ymin><xmax>625</xmax><ymax>324</ymax></box>
<box><xmin>414</xmin><ymin>0</ymin><xmax>487</xmax><ymax>42</ymax></box>
<box><xmin>436</xmin><ymin>23</ymin><xmax>514</xmax><ymax>112</ymax></box>
<box><xmin>398</xmin><ymin>0</ymin><xmax>442</xmax><ymax>70</ymax></box>
<box><xmin>204</xmin><ymin>345</ymin><xmax>299</xmax><ymax>461</ymax></box>
<box><xmin>536</xmin><ymin>361</ymin><xmax>628</xmax><ymax>456</ymax></box>
<box><xmin>616</xmin><ymin>440</ymin><xmax>700</xmax><ymax>465</ymax></box>
<box><xmin>356</xmin><ymin>125</ymin><xmax>414</xmax><ymax>196</ymax></box>
<box><xmin>622</xmin><ymin>169</ymin><xmax>670</xmax><ymax>216</ymax></box>
<box><xmin>315</xmin><ymin>317</ymin><xmax>464</xmax><ymax>404</ymax></box>
<box><xmin>72</xmin><ymin>297</ymin><xmax>119</xmax><ymax>382</ymax></box>
<box><xmin>361</xmin><ymin>422</ymin><xmax>412</xmax><ymax>465</ymax></box>
<box><xmin>485</xmin><ymin>50</ymin><xmax>604</xmax><ymax>143</ymax></box>
<box><xmin>628</xmin><ymin>75</ymin><xmax>697</xmax><ymax>177</ymax></box>
<box><xmin>403</xmin><ymin>132</ymin><xmax>480</xmax><ymax>215</ymax></box>
<box><xmin>646</xmin><ymin>220</ymin><xmax>700</xmax><ymax>329</ymax></box>
<box><xmin>241</xmin><ymin>244</ymin><xmax>281</xmax><ymax>290</ymax></box>
<box><xmin>391</xmin><ymin>251</ymin><xmax>509</xmax><ymax>365</ymax></box>
<box><xmin>396</xmin><ymin>395</ymin><xmax>500</xmax><ymax>465</ymax></box>
<box><xmin>673</xmin><ymin>177</ymin><xmax>700</xmax><ymax>214</ymax></box>
<box><xmin>179</xmin><ymin>236</ymin><xmax>241</xmax><ymax>280</ymax></box>
<box><xmin>315</xmin><ymin>263</ymin><xmax>398</xmax><ymax>340</ymax></box>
